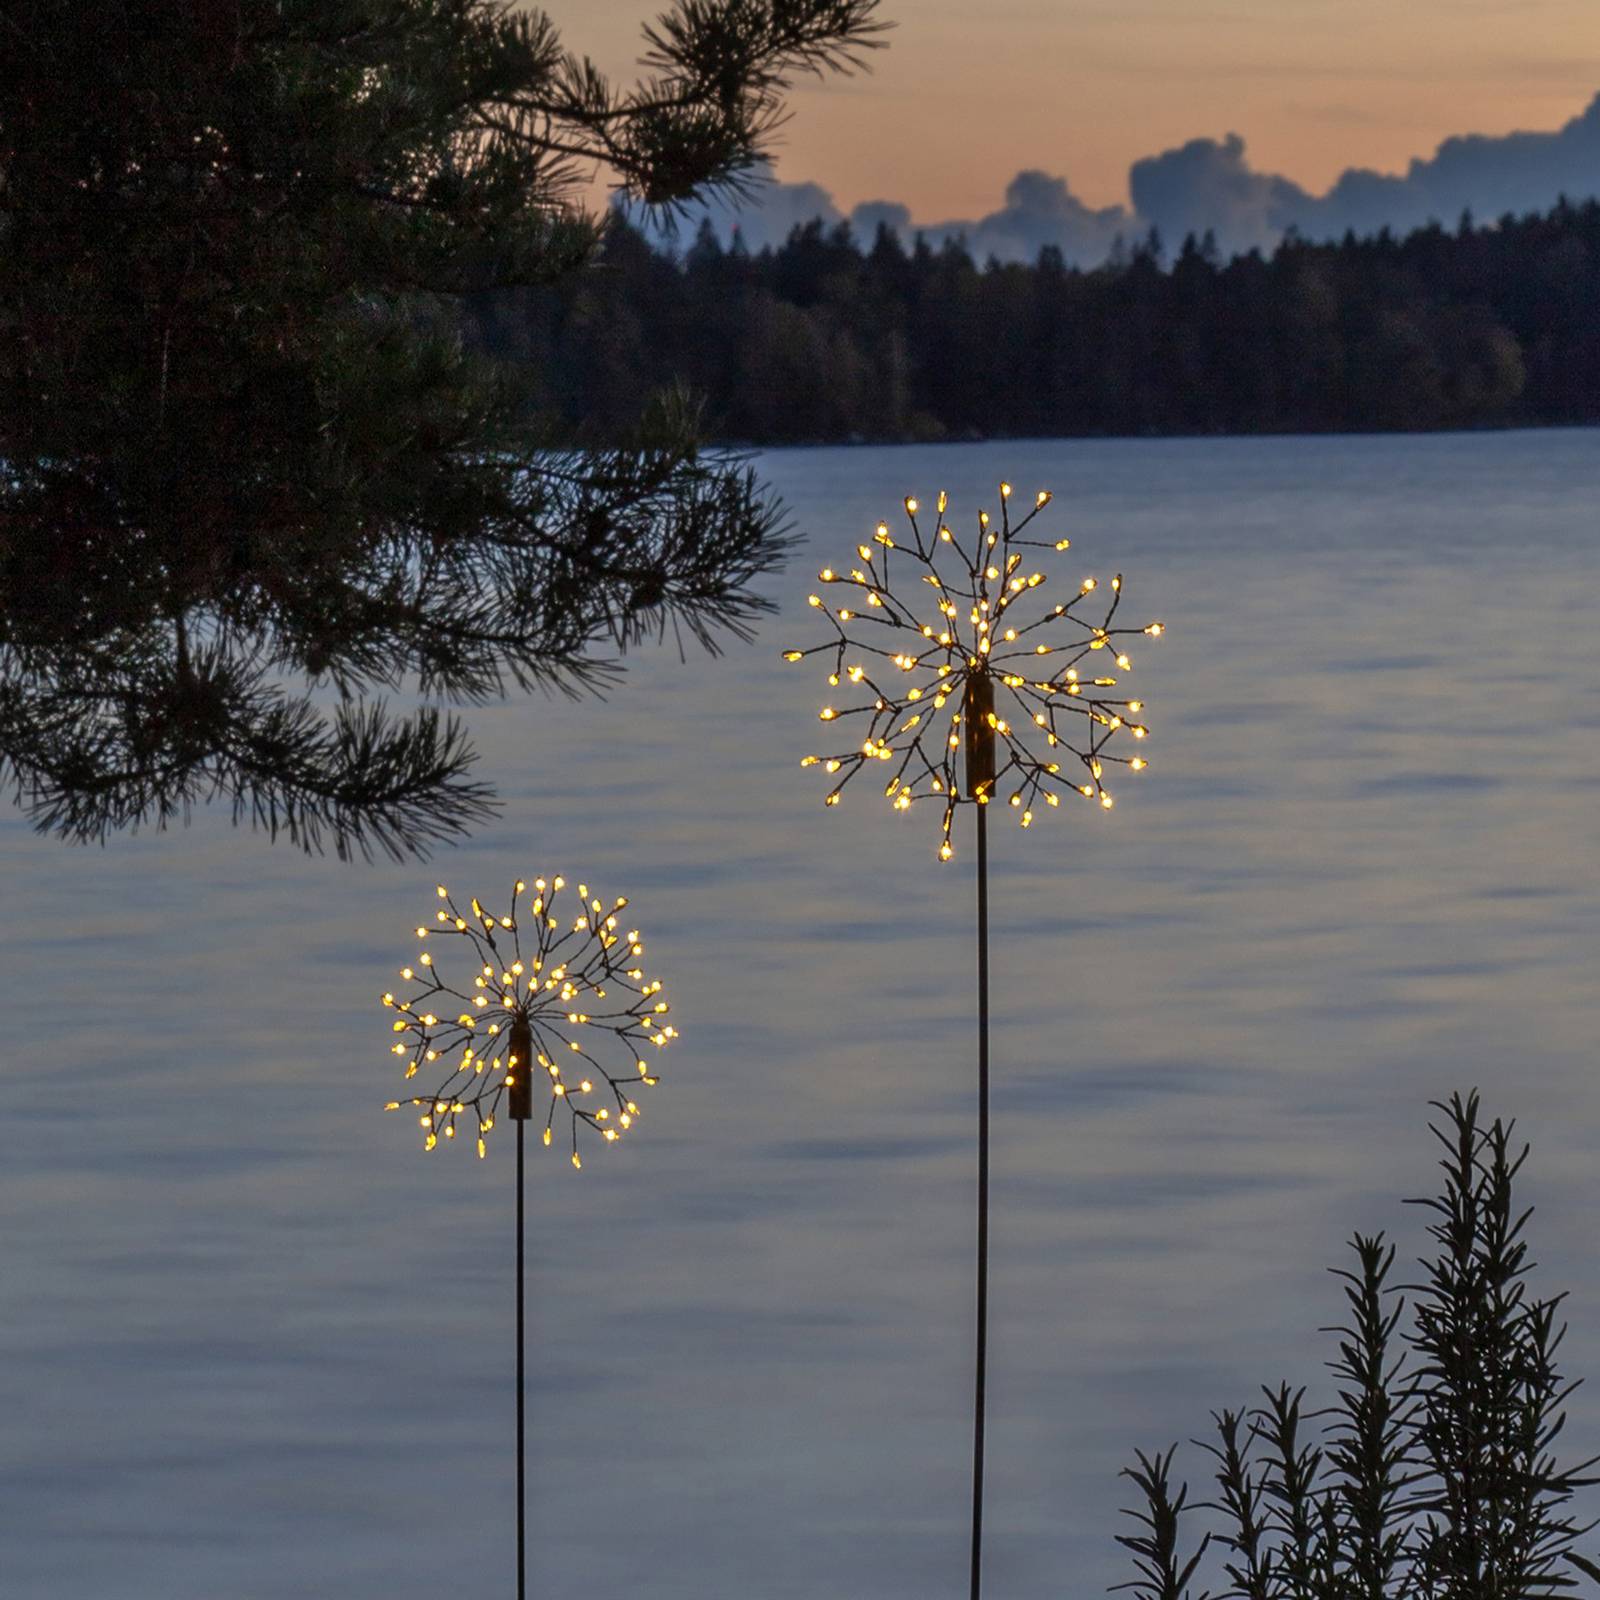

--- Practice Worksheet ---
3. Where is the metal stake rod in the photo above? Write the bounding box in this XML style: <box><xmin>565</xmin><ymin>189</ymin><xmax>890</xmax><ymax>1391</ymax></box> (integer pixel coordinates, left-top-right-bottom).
<box><xmin>511</xmin><ymin>1013</ymin><xmax>533</xmax><ymax>1600</ymax></box>
<box><xmin>970</xmin><ymin>801</ymin><xmax>991</xmax><ymax>1600</ymax></box>
<box><xmin>516</xmin><ymin>1115</ymin><xmax>527</xmax><ymax>1600</ymax></box>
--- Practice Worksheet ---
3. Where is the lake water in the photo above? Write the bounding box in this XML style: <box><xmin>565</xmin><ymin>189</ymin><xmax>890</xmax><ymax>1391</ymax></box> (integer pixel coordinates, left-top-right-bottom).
<box><xmin>3</xmin><ymin>429</ymin><xmax>1599</xmax><ymax>1598</ymax></box>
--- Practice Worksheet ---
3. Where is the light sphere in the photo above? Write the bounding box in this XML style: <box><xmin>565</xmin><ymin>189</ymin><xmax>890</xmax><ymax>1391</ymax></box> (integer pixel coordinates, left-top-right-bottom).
<box><xmin>381</xmin><ymin>875</ymin><xmax>672</xmax><ymax>1166</ymax></box>
<box><xmin>785</xmin><ymin>485</ymin><xmax>1164</xmax><ymax>859</ymax></box>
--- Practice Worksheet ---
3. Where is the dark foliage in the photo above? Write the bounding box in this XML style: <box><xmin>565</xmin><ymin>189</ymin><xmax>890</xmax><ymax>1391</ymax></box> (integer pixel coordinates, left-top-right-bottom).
<box><xmin>1115</xmin><ymin>1093</ymin><xmax>1600</xmax><ymax>1598</ymax></box>
<box><xmin>480</xmin><ymin>202</ymin><xmax>1600</xmax><ymax>444</ymax></box>
<box><xmin>0</xmin><ymin>0</ymin><xmax>884</xmax><ymax>857</ymax></box>
<box><xmin>1115</xmin><ymin>1446</ymin><xmax>1213</xmax><ymax>1600</ymax></box>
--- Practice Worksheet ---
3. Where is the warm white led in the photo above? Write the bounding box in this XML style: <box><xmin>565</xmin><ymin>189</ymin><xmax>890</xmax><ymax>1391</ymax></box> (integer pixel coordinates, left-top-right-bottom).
<box><xmin>783</xmin><ymin>485</ymin><xmax>1163</xmax><ymax>858</ymax></box>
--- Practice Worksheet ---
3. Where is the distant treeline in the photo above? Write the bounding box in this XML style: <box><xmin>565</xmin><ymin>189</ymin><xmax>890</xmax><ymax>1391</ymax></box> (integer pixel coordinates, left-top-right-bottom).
<box><xmin>474</xmin><ymin>199</ymin><xmax>1600</xmax><ymax>443</ymax></box>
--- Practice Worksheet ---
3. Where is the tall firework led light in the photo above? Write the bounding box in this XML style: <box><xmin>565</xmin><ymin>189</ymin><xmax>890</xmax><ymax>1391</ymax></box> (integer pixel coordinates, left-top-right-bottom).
<box><xmin>382</xmin><ymin>875</ymin><xmax>673</xmax><ymax>1600</ymax></box>
<box><xmin>784</xmin><ymin>484</ymin><xmax>1163</xmax><ymax>1600</ymax></box>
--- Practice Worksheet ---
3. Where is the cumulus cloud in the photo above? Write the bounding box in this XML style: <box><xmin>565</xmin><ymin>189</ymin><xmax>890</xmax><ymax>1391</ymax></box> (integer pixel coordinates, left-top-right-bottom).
<box><xmin>1315</xmin><ymin>91</ymin><xmax>1600</xmax><ymax>233</ymax></box>
<box><xmin>1145</xmin><ymin>92</ymin><xmax>1600</xmax><ymax>254</ymax></box>
<box><xmin>849</xmin><ymin>200</ymin><xmax>913</xmax><ymax>241</ymax></box>
<box><xmin>647</xmin><ymin>169</ymin><xmax>843</xmax><ymax>253</ymax></box>
<box><xmin>900</xmin><ymin>169</ymin><xmax>1131</xmax><ymax>264</ymax></box>
<box><xmin>636</xmin><ymin>92</ymin><xmax>1600</xmax><ymax>267</ymax></box>
<box><xmin>1129</xmin><ymin>134</ymin><xmax>1309</xmax><ymax>257</ymax></box>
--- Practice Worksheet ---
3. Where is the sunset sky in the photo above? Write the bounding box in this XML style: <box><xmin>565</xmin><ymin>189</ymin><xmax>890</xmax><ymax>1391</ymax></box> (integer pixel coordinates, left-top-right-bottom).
<box><xmin>560</xmin><ymin>0</ymin><xmax>1600</xmax><ymax>217</ymax></box>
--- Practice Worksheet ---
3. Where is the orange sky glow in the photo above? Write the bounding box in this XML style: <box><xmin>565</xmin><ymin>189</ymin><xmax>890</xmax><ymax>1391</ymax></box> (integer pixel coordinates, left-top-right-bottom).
<box><xmin>550</xmin><ymin>0</ymin><xmax>1600</xmax><ymax>219</ymax></box>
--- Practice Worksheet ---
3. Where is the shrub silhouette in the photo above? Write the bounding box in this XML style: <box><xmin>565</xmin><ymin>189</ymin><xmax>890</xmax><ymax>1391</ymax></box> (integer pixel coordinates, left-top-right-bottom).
<box><xmin>1115</xmin><ymin>1092</ymin><xmax>1600</xmax><ymax>1599</ymax></box>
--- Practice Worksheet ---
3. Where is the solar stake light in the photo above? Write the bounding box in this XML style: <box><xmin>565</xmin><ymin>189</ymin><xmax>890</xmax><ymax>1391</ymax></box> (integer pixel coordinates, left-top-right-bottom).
<box><xmin>786</xmin><ymin>483</ymin><xmax>1164</xmax><ymax>1600</ymax></box>
<box><xmin>383</xmin><ymin>875</ymin><xmax>673</xmax><ymax>1600</ymax></box>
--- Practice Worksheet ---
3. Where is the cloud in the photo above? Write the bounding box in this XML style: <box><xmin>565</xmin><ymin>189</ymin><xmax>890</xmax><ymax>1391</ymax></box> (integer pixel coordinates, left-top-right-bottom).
<box><xmin>899</xmin><ymin>169</ymin><xmax>1131</xmax><ymax>264</ymax></box>
<box><xmin>1338</xmin><ymin>90</ymin><xmax>1600</xmax><ymax>226</ymax></box>
<box><xmin>636</xmin><ymin>91</ymin><xmax>1600</xmax><ymax>266</ymax></box>
<box><xmin>1128</xmin><ymin>134</ymin><xmax>1310</xmax><ymax>257</ymax></box>
<box><xmin>848</xmin><ymin>200</ymin><xmax>913</xmax><ymax>241</ymax></box>
<box><xmin>653</xmin><ymin>170</ymin><xmax>843</xmax><ymax>253</ymax></box>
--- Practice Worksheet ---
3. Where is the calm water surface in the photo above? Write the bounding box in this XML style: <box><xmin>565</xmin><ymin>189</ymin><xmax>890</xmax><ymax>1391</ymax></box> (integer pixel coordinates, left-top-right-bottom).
<box><xmin>3</xmin><ymin>430</ymin><xmax>1599</xmax><ymax>1598</ymax></box>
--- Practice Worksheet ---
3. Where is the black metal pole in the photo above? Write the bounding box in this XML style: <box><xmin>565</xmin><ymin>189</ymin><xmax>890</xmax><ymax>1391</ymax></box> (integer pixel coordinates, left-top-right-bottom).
<box><xmin>517</xmin><ymin>1116</ymin><xmax>527</xmax><ymax>1600</ymax></box>
<box><xmin>970</xmin><ymin>803</ymin><xmax>990</xmax><ymax>1600</ymax></box>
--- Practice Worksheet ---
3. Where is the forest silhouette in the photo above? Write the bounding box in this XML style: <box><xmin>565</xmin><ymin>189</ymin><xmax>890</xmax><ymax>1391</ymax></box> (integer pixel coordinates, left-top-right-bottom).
<box><xmin>476</xmin><ymin>199</ymin><xmax>1600</xmax><ymax>444</ymax></box>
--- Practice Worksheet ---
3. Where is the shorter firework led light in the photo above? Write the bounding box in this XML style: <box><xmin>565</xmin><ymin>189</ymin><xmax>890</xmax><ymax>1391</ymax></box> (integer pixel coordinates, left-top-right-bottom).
<box><xmin>381</xmin><ymin>873</ymin><xmax>674</xmax><ymax>1600</ymax></box>
<box><xmin>382</xmin><ymin>875</ymin><xmax>671</xmax><ymax>1167</ymax></box>
<box><xmin>784</xmin><ymin>484</ymin><xmax>1164</xmax><ymax>1600</ymax></box>
<box><xmin>785</xmin><ymin>483</ymin><xmax>1163</xmax><ymax>860</ymax></box>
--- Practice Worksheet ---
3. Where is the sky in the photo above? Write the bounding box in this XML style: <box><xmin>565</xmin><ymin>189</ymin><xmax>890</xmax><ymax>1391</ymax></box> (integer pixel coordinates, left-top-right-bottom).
<box><xmin>556</xmin><ymin>0</ymin><xmax>1600</xmax><ymax>219</ymax></box>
